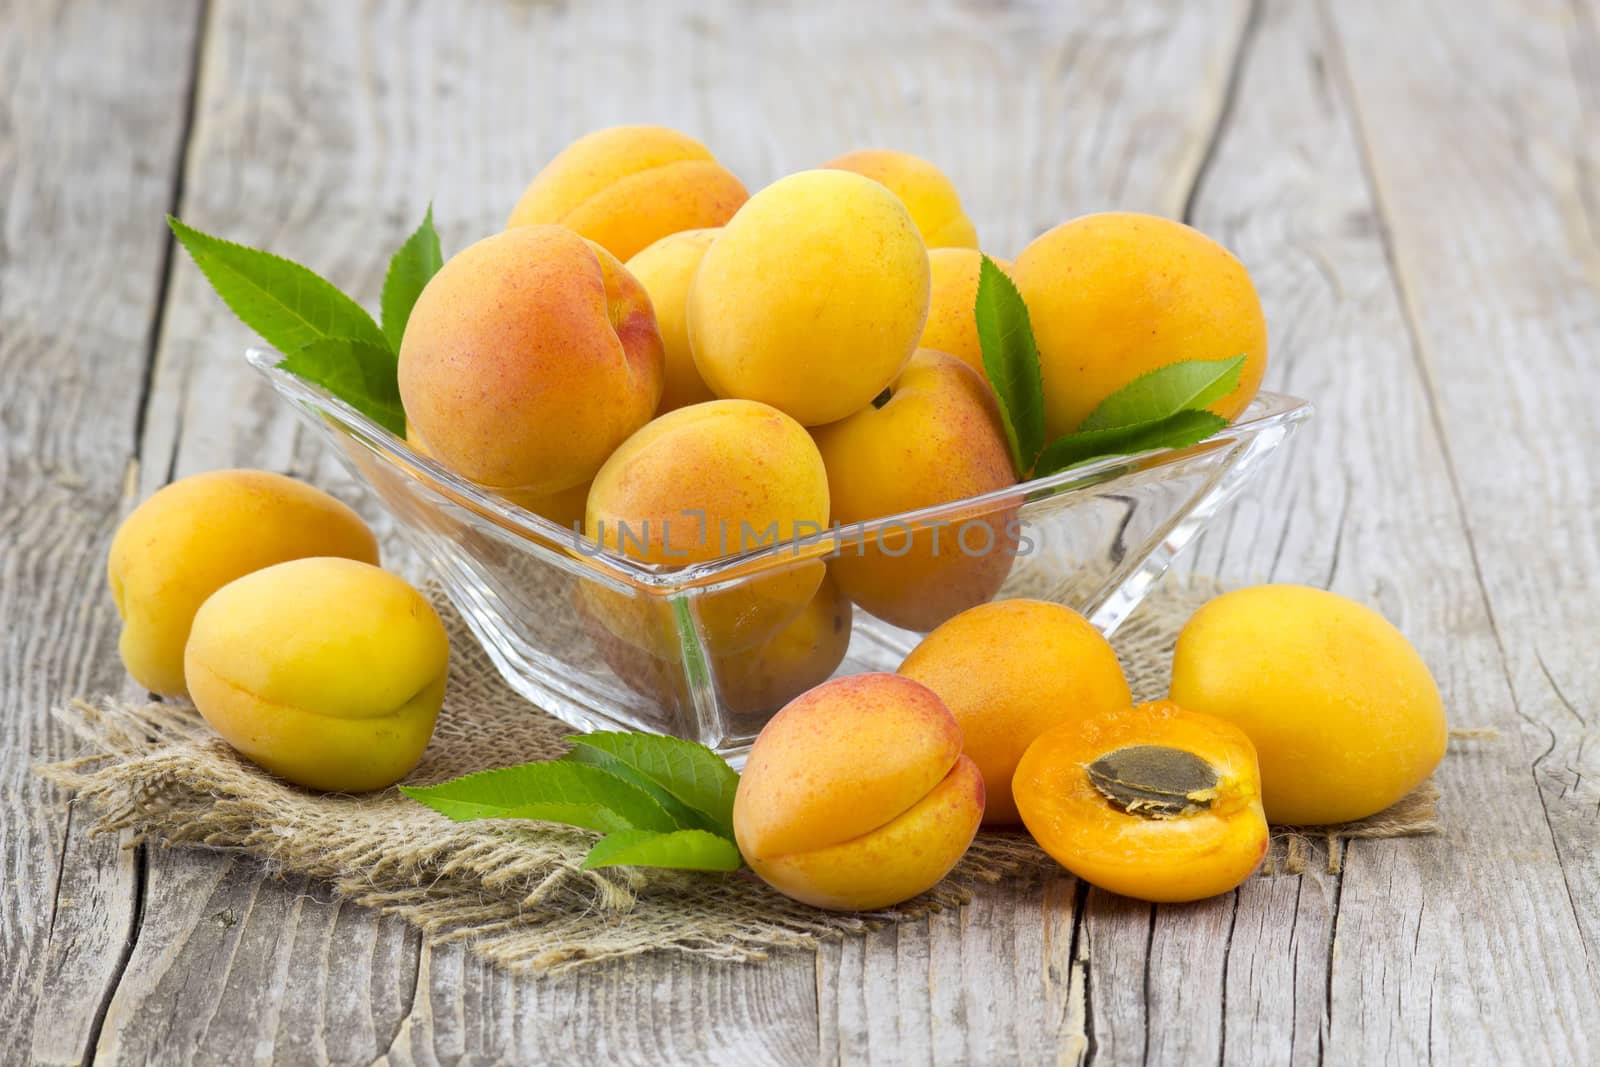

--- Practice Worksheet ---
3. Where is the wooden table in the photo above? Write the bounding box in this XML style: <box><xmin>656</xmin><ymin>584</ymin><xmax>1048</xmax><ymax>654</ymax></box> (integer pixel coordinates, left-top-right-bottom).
<box><xmin>5</xmin><ymin>1</ymin><xmax>1597</xmax><ymax>1063</ymax></box>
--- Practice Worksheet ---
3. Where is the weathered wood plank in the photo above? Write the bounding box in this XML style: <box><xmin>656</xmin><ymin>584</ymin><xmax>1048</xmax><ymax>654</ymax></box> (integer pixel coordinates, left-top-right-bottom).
<box><xmin>0</xmin><ymin>1</ymin><xmax>202</xmax><ymax>1063</ymax></box>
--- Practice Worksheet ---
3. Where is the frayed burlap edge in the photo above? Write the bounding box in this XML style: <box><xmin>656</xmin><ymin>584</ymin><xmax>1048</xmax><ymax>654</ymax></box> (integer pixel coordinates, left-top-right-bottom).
<box><xmin>38</xmin><ymin>577</ymin><xmax>1461</xmax><ymax>974</ymax></box>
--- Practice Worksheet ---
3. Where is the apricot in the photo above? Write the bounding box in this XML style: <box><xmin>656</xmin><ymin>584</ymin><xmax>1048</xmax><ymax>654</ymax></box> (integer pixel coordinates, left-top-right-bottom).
<box><xmin>918</xmin><ymin>249</ymin><xmax>1011</xmax><ymax>381</ymax></box>
<box><xmin>507</xmin><ymin>125</ymin><xmax>748</xmax><ymax>262</ymax></box>
<box><xmin>822</xmin><ymin>149</ymin><xmax>979</xmax><ymax>248</ymax></box>
<box><xmin>106</xmin><ymin>470</ymin><xmax>379</xmax><ymax>697</ymax></box>
<box><xmin>397</xmin><ymin>225</ymin><xmax>664</xmax><ymax>497</ymax></box>
<box><xmin>624</xmin><ymin>228</ymin><xmax>720</xmax><ymax>412</ymax></box>
<box><xmin>812</xmin><ymin>349</ymin><xmax>1017</xmax><ymax>632</ymax></box>
<box><xmin>688</xmin><ymin>170</ymin><xmax>930</xmax><ymax>426</ymax></box>
<box><xmin>185</xmin><ymin>557</ymin><xmax>449</xmax><ymax>793</ymax></box>
<box><xmin>733</xmin><ymin>674</ymin><xmax>984</xmax><ymax>910</ymax></box>
<box><xmin>1012</xmin><ymin>212</ymin><xmax>1268</xmax><ymax>438</ymax></box>
<box><xmin>899</xmin><ymin>599</ymin><xmax>1131</xmax><ymax>824</ymax></box>
<box><xmin>584</xmin><ymin>399</ymin><xmax>830</xmax><ymax>657</ymax></box>
<box><xmin>1014</xmin><ymin>700</ymin><xmax>1269</xmax><ymax>903</ymax></box>
<box><xmin>1169</xmin><ymin>585</ymin><xmax>1447</xmax><ymax>825</ymax></box>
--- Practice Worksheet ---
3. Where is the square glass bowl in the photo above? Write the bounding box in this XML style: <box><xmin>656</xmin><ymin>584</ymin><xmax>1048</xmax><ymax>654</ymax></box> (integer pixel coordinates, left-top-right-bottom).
<box><xmin>249</xmin><ymin>348</ymin><xmax>1310</xmax><ymax>763</ymax></box>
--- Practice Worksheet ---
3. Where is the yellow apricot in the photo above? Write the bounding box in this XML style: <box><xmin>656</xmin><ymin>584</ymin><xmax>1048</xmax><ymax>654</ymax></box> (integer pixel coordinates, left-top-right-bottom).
<box><xmin>106</xmin><ymin>470</ymin><xmax>379</xmax><ymax>697</ymax></box>
<box><xmin>812</xmin><ymin>350</ymin><xmax>1017</xmax><ymax>632</ymax></box>
<box><xmin>185</xmin><ymin>557</ymin><xmax>449</xmax><ymax>793</ymax></box>
<box><xmin>734</xmin><ymin>673</ymin><xmax>984</xmax><ymax>910</ymax></box>
<box><xmin>1169</xmin><ymin>585</ymin><xmax>1447</xmax><ymax>825</ymax></box>
<box><xmin>507</xmin><ymin>125</ymin><xmax>748</xmax><ymax>262</ymax></box>
<box><xmin>625</xmin><ymin>228</ymin><xmax>721</xmax><ymax>412</ymax></box>
<box><xmin>823</xmin><ymin>149</ymin><xmax>979</xmax><ymax>248</ymax></box>
<box><xmin>397</xmin><ymin>225</ymin><xmax>664</xmax><ymax>497</ymax></box>
<box><xmin>919</xmin><ymin>249</ymin><xmax>1012</xmax><ymax>381</ymax></box>
<box><xmin>900</xmin><ymin>599</ymin><xmax>1132</xmax><ymax>824</ymax></box>
<box><xmin>1012</xmin><ymin>212</ymin><xmax>1268</xmax><ymax>438</ymax></box>
<box><xmin>688</xmin><ymin>170</ymin><xmax>930</xmax><ymax>426</ymax></box>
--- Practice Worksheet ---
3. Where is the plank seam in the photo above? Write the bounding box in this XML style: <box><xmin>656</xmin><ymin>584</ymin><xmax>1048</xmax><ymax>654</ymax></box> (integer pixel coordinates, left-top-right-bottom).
<box><xmin>1183</xmin><ymin>0</ymin><xmax>1265</xmax><ymax>224</ymax></box>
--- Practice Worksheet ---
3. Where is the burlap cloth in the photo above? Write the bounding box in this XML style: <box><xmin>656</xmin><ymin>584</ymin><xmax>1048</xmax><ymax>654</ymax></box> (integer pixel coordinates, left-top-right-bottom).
<box><xmin>39</xmin><ymin>578</ymin><xmax>1453</xmax><ymax>974</ymax></box>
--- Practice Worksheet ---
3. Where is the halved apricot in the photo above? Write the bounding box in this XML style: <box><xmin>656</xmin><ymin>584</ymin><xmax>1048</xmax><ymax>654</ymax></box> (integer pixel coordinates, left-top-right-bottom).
<box><xmin>1012</xmin><ymin>700</ymin><xmax>1268</xmax><ymax>903</ymax></box>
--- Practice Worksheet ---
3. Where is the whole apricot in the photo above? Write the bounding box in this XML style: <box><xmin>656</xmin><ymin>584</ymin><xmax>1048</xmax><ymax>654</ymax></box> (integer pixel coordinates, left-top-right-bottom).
<box><xmin>822</xmin><ymin>149</ymin><xmax>979</xmax><ymax>248</ymax></box>
<box><xmin>584</xmin><ymin>399</ymin><xmax>830</xmax><ymax>657</ymax></box>
<box><xmin>625</xmin><ymin>228</ymin><xmax>721</xmax><ymax>412</ymax></box>
<box><xmin>733</xmin><ymin>674</ymin><xmax>984</xmax><ymax>910</ymax></box>
<box><xmin>919</xmin><ymin>249</ymin><xmax>1011</xmax><ymax>381</ymax></box>
<box><xmin>107</xmin><ymin>470</ymin><xmax>379</xmax><ymax>697</ymax></box>
<box><xmin>1014</xmin><ymin>700</ymin><xmax>1269</xmax><ymax>903</ymax></box>
<box><xmin>900</xmin><ymin>599</ymin><xmax>1131</xmax><ymax>824</ymax></box>
<box><xmin>812</xmin><ymin>350</ymin><xmax>1017</xmax><ymax>632</ymax></box>
<box><xmin>688</xmin><ymin>170</ymin><xmax>930</xmax><ymax>426</ymax></box>
<box><xmin>1169</xmin><ymin>585</ymin><xmax>1447</xmax><ymax>825</ymax></box>
<box><xmin>185</xmin><ymin>557</ymin><xmax>449</xmax><ymax>793</ymax></box>
<box><xmin>1013</xmin><ymin>212</ymin><xmax>1268</xmax><ymax>438</ymax></box>
<box><xmin>397</xmin><ymin>225</ymin><xmax>664</xmax><ymax>497</ymax></box>
<box><xmin>507</xmin><ymin>125</ymin><xmax>748</xmax><ymax>262</ymax></box>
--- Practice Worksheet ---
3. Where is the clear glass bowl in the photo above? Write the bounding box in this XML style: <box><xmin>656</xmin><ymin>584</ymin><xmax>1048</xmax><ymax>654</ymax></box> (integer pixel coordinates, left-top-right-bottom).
<box><xmin>249</xmin><ymin>348</ymin><xmax>1310</xmax><ymax>764</ymax></box>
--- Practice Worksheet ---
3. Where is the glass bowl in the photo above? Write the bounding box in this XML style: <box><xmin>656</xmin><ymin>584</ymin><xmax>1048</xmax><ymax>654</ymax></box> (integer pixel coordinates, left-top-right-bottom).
<box><xmin>249</xmin><ymin>348</ymin><xmax>1310</xmax><ymax>764</ymax></box>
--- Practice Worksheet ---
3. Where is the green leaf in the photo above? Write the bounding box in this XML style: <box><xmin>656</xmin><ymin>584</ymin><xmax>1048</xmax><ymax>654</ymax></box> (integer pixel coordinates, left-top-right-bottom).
<box><xmin>580</xmin><ymin>829</ymin><xmax>744</xmax><ymax>872</ymax></box>
<box><xmin>380</xmin><ymin>203</ymin><xmax>444</xmax><ymax>350</ymax></box>
<box><xmin>563</xmin><ymin>732</ymin><xmax>740</xmax><ymax>839</ymax></box>
<box><xmin>563</xmin><ymin>745</ymin><xmax>722</xmax><ymax>834</ymax></box>
<box><xmin>974</xmin><ymin>255</ymin><xmax>1046</xmax><ymax>477</ymax></box>
<box><xmin>281</xmin><ymin>338</ymin><xmax>406</xmax><ymax>436</ymax></box>
<box><xmin>1035</xmin><ymin>409</ymin><xmax>1228</xmax><ymax>475</ymax></box>
<box><xmin>1078</xmin><ymin>355</ymin><xmax>1246</xmax><ymax>431</ymax></box>
<box><xmin>167</xmin><ymin>216</ymin><xmax>389</xmax><ymax>355</ymax></box>
<box><xmin>400</xmin><ymin>761</ymin><xmax>680</xmax><ymax>834</ymax></box>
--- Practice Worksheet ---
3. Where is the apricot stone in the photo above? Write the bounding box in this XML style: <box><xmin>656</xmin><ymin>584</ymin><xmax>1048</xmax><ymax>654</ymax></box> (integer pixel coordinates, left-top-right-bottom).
<box><xmin>900</xmin><ymin>599</ymin><xmax>1132</xmax><ymax>824</ymax></box>
<box><xmin>812</xmin><ymin>350</ymin><xmax>1017</xmax><ymax>632</ymax></box>
<box><xmin>625</xmin><ymin>228</ymin><xmax>721</xmax><ymax>412</ymax></box>
<box><xmin>688</xmin><ymin>170</ymin><xmax>930</xmax><ymax>426</ymax></box>
<box><xmin>822</xmin><ymin>149</ymin><xmax>979</xmax><ymax>248</ymax></box>
<box><xmin>185</xmin><ymin>557</ymin><xmax>449</xmax><ymax>793</ymax></box>
<box><xmin>107</xmin><ymin>470</ymin><xmax>379</xmax><ymax>697</ymax></box>
<box><xmin>919</xmin><ymin>248</ymin><xmax>1011</xmax><ymax>381</ymax></box>
<box><xmin>398</xmin><ymin>225</ymin><xmax>664</xmax><ymax>497</ymax></box>
<box><xmin>1013</xmin><ymin>212</ymin><xmax>1268</xmax><ymax>438</ymax></box>
<box><xmin>507</xmin><ymin>125</ymin><xmax>748</xmax><ymax>262</ymax></box>
<box><xmin>733</xmin><ymin>674</ymin><xmax>984</xmax><ymax>910</ymax></box>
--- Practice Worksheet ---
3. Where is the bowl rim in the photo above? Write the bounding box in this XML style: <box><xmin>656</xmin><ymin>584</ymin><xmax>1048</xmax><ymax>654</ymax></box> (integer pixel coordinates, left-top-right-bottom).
<box><xmin>248</xmin><ymin>347</ymin><xmax>1312</xmax><ymax>592</ymax></box>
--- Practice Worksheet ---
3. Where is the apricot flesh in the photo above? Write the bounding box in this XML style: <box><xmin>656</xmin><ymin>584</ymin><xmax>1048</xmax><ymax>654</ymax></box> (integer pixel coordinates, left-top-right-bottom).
<box><xmin>1012</xmin><ymin>212</ymin><xmax>1268</xmax><ymax>438</ymax></box>
<box><xmin>185</xmin><ymin>557</ymin><xmax>449</xmax><ymax>793</ymax></box>
<box><xmin>900</xmin><ymin>599</ymin><xmax>1132</xmax><ymax>824</ymax></box>
<box><xmin>1169</xmin><ymin>584</ymin><xmax>1448</xmax><ymax>824</ymax></box>
<box><xmin>1014</xmin><ymin>700</ymin><xmax>1269</xmax><ymax>903</ymax></box>
<box><xmin>107</xmin><ymin>470</ymin><xmax>379</xmax><ymax>697</ymax></box>
<box><xmin>507</xmin><ymin>125</ymin><xmax>748</xmax><ymax>262</ymax></box>
<box><xmin>822</xmin><ymin>149</ymin><xmax>979</xmax><ymax>248</ymax></box>
<box><xmin>688</xmin><ymin>169</ymin><xmax>930</xmax><ymax>426</ymax></box>
<box><xmin>734</xmin><ymin>673</ymin><xmax>984</xmax><ymax>910</ymax></box>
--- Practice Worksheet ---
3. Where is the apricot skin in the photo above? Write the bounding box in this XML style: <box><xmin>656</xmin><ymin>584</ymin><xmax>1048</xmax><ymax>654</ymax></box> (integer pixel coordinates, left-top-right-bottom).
<box><xmin>822</xmin><ymin>149</ymin><xmax>979</xmax><ymax>248</ymax></box>
<box><xmin>1012</xmin><ymin>212</ymin><xmax>1268</xmax><ymax>438</ymax></box>
<box><xmin>397</xmin><ymin>225</ymin><xmax>664</xmax><ymax>497</ymax></box>
<box><xmin>185</xmin><ymin>557</ymin><xmax>449</xmax><ymax>793</ymax></box>
<box><xmin>734</xmin><ymin>673</ymin><xmax>984</xmax><ymax>910</ymax></box>
<box><xmin>624</xmin><ymin>228</ymin><xmax>721</xmax><ymax>413</ymax></box>
<box><xmin>688</xmin><ymin>170</ymin><xmax>931</xmax><ymax>426</ymax></box>
<box><xmin>812</xmin><ymin>350</ymin><xmax>1017</xmax><ymax>632</ymax></box>
<box><xmin>507</xmin><ymin>125</ymin><xmax>748</xmax><ymax>262</ymax></box>
<box><xmin>107</xmin><ymin>470</ymin><xmax>379</xmax><ymax>697</ymax></box>
<box><xmin>1169</xmin><ymin>585</ymin><xmax>1447</xmax><ymax>825</ymax></box>
<box><xmin>900</xmin><ymin>599</ymin><xmax>1132</xmax><ymax>824</ymax></box>
<box><xmin>919</xmin><ymin>249</ymin><xmax>1012</xmax><ymax>381</ymax></box>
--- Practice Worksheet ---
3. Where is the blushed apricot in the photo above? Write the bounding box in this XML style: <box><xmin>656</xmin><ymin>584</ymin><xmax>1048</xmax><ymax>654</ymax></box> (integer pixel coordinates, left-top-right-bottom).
<box><xmin>734</xmin><ymin>674</ymin><xmax>984</xmax><ymax>910</ymax></box>
<box><xmin>185</xmin><ymin>558</ymin><xmax>449</xmax><ymax>793</ymax></box>
<box><xmin>507</xmin><ymin>125</ymin><xmax>748</xmax><ymax>262</ymax></box>
<box><xmin>822</xmin><ymin>149</ymin><xmax>979</xmax><ymax>248</ymax></box>
<box><xmin>107</xmin><ymin>470</ymin><xmax>379</xmax><ymax>697</ymax></box>
<box><xmin>1014</xmin><ymin>700</ymin><xmax>1269</xmax><ymax>902</ymax></box>
<box><xmin>900</xmin><ymin>599</ymin><xmax>1131</xmax><ymax>824</ymax></box>
<box><xmin>1169</xmin><ymin>585</ymin><xmax>1447</xmax><ymax>824</ymax></box>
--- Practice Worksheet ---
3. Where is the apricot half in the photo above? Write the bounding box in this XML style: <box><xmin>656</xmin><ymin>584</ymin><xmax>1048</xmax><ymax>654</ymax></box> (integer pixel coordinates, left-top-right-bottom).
<box><xmin>1013</xmin><ymin>700</ymin><xmax>1268</xmax><ymax>903</ymax></box>
<box><xmin>733</xmin><ymin>674</ymin><xmax>984</xmax><ymax>910</ymax></box>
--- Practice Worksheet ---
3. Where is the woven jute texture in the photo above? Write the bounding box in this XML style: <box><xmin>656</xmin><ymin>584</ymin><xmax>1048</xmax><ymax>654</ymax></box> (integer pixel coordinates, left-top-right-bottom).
<box><xmin>40</xmin><ymin>578</ymin><xmax>1444</xmax><ymax>974</ymax></box>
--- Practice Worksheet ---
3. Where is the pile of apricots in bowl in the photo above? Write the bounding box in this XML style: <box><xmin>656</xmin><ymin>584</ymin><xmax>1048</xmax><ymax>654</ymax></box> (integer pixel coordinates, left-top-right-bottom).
<box><xmin>106</xmin><ymin>125</ymin><xmax>1448</xmax><ymax>910</ymax></box>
